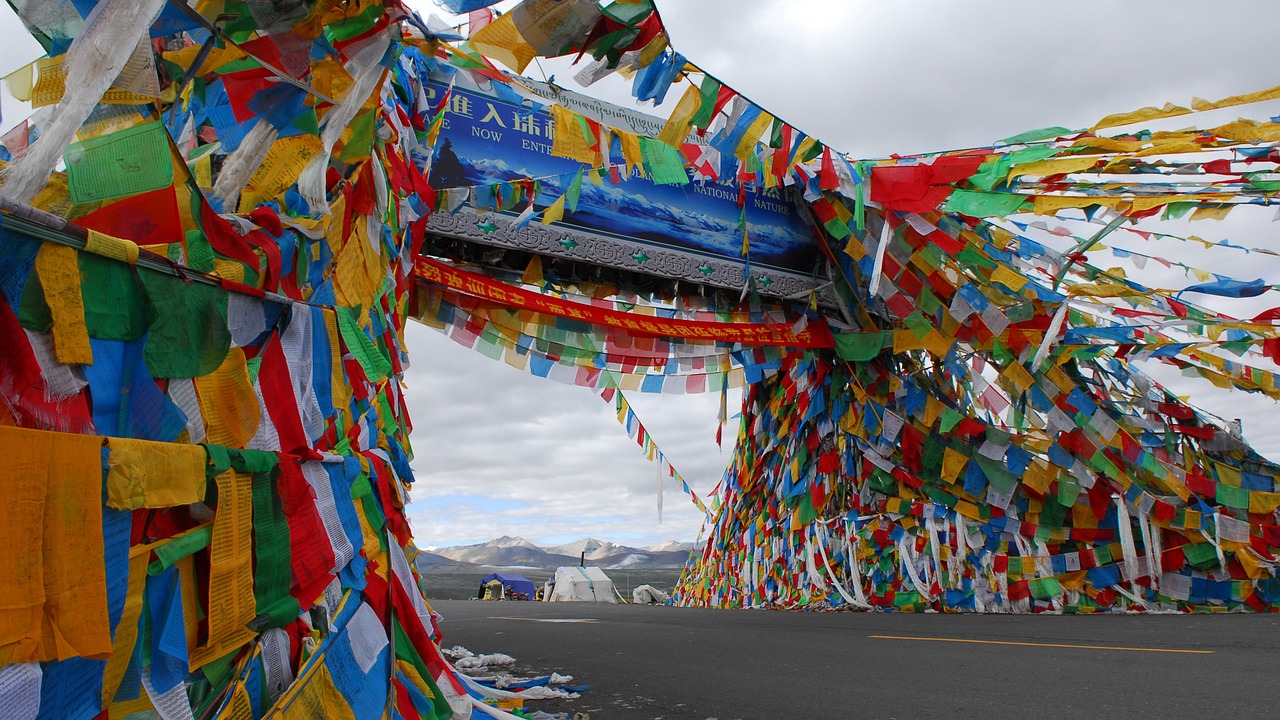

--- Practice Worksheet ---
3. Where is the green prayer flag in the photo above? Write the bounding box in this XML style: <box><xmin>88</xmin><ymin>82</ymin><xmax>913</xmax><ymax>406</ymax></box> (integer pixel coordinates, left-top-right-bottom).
<box><xmin>140</xmin><ymin>269</ymin><xmax>231</xmax><ymax>378</ymax></box>
<box><xmin>1181</xmin><ymin>542</ymin><xmax>1219</xmax><ymax>570</ymax></box>
<box><xmin>338</xmin><ymin>307</ymin><xmax>393</xmax><ymax>381</ymax></box>
<box><xmin>252</xmin><ymin>468</ymin><xmax>300</xmax><ymax>627</ymax></box>
<box><xmin>20</xmin><ymin>252</ymin><xmax>156</xmax><ymax>340</ymax></box>
<box><xmin>943</xmin><ymin>189</ymin><xmax>1028</xmax><ymax>218</ymax></box>
<box><xmin>1058</xmin><ymin>474</ymin><xmax>1081</xmax><ymax>507</ymax></box>
<box><xmin>65</xmin><ymin>120</ymin><xmax>174</xmax><ymax>204</ymax></box>
<box><xmin>148</xmin><ymin>525</ymin><xmax>213</xmax><ymax>575</ymax></box>
<box><xmin>976</xmin><ymin>456</ymin><xmax>1019</xmax><ymax>496</ymax></box>
<box><xmin>1028</xmin><ymin>576</ymin><xmax>1063</xmax><ymax>600</ymax></box>
<box><xmin>797</xmin><ymin>493</ymin><xmax>818</xmax><ymax>525</ymax></box>
<box><xmin>970</xmin><ymin>146</ymin><xmax>1061</xmax><ymax>191</ymax></box>
<box><xmin>1216</xmin><ymin>483</ymin><xmax>1250</xmax><ymax>510</ymax></box>
<box><xmin>640</xmin><ymin>137</ymin><xmax>690</xmax><ymax>185</ymax></box>
<box><xmin>833</xmin><ymin>331</ymin><xmax>888</xmax><ymax>362</ymax></box>
<box><xmin>566</xmin><ymin>170</ymin><xmax>584</xmax><ymax>212</ymax></box>
<box><xmin>600</xmin><ymin>0</ymin><xmax>654</xmax><ymax>26</ymax></box>
<box><xmin>824</xmin><ymin>215</ymin><xmax>851</xmax><ymax>240</ymax></box>
<box><xmin>904</xmin><ymin>311</ymin><xmax>932</xmax><ymax>339</ymax></box>
<box><xmin>690</xmin><ymin>76</ymin><xmax>722</xmax><ymax>130</ymax></box>
<box><xmin>1000</xmin><ymin>126</ymin><xmax>1072</xmax><ymax>145</ymax></box>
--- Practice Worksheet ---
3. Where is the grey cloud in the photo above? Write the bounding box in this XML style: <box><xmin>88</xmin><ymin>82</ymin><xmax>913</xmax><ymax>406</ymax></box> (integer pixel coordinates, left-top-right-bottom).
<box><xmin>403</xmin><ymin>322</ymin><xmax>732</xmax><ymax>545</ymax></box>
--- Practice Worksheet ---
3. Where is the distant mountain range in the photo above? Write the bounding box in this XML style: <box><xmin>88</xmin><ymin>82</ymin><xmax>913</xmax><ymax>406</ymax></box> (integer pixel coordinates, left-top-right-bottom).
<box><xmin>420</xmin><ymin>536</ymin><xmax>698</xmax><ymax>571</ymax></box>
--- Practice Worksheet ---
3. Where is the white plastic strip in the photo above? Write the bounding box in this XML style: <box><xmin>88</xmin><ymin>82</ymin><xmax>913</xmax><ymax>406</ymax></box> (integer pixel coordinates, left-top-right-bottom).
<box><xmin>1114</xmin><ymin>495</ymin><xmax>1141</xmax><ymax>586</ymax></box>
<box><xmin>898</xmin><ymin>537</ymin><xmax>933</xmax><ymax>599</ymax></box>
<box><xmin>867</xmin><ymin>213</ymin><xmax>894</xmax><ymax>299</ymax></box>
<box><xmin>1032</xmin><ymin>300</ymin><xmax>1071</xmax><ymax>369</ymax></box>
<box><xmin>815</xmin><ymin>524</ymin><xmax>867</xmax><ymax>608</ymax></box>
<box><xmin>1138</xmin><ymin>510</ymin><xmax>1158</xmax><ymax>593</ymax></box>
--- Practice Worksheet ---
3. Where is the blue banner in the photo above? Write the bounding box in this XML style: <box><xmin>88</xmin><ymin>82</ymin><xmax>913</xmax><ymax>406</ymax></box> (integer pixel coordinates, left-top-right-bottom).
<box><xmin>425</xmin><ymin>79</ymin><xmax>819</xmax><ymax>276</ymax></box>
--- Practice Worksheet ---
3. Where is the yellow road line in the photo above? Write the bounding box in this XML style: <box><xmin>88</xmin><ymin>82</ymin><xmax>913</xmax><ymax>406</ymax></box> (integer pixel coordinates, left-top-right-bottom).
<box><xmin>868</xmin><ymin>635</ymin><xmax>1213</xmax><ymax>654</ymax></box>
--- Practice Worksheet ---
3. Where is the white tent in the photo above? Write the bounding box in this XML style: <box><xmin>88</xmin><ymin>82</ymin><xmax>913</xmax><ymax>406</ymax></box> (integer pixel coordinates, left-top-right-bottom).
<box><xmin>632</xmin><ymin>585</ymin><xmax>670</xmax><ymax>604</ymax></box>
<box><xmin>543</xmin><ymin>566</ymin><xmax>617</xmax><ymax>603</ymax></box>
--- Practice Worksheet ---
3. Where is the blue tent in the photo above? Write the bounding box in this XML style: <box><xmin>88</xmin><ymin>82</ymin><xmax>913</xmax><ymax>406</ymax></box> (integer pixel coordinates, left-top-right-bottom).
<box><xmin>478</xmin><ymin>573</ymin><xmax>537</xmax><ymax>601</ymax></box>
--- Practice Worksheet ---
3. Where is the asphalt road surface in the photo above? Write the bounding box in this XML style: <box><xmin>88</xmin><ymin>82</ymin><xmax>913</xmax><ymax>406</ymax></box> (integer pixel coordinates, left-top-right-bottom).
<box><xmin>431</xmin><ymin>599</ymin><xmax>1280</xmax><ymax>719</ymax></box>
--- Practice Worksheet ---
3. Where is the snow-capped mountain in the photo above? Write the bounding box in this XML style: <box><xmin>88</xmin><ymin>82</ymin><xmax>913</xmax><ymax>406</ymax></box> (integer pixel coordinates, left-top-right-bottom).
<box><xmin>430</xmin><ymin>537</ymin><xmax>697</xmax><ymax>569</ymax></box>
<box><xmin>644</xmin><ymin>541</ymin><xmax>697</xmax><ymax>553</ymax></box>
<box><xmin>544</xmin><ymin>538</ymin><xmax>624</xmax><ymax>560</ymax></box>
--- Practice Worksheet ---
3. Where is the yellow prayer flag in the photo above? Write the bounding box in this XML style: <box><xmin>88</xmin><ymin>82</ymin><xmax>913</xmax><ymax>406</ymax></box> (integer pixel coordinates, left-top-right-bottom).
<box><xmin>1022</xmin><ymin>460</ymin><xmax>1053</xmax><ymax>495</ymax></box>
<box><xmin>189</xmin><ymin>470</ymin><xmax>256</xmax><ymax>671</ymax></box>
<box><xmin>794</xmin><ymin>137</ymin><xmax>818</xmax><ymax>163</ymax></box>
<box><xmin>990</xmin><ymin>264</ymin><xmax>1028</xmax><ymax>292</ymax></box>
<box><xmin>1237</xmin><ymin>548</ymin><xmax>1271</xmax><ymax>580</ymax></box>
<box><xmin>637</xmin><ymin>33</ymin><xmax>669</xmax><ymax>67</ymax></box>
<box><xmin>35</xmin><ymin>243</ymin><xmax>93</xmax><ymax>365</ymax></box>
<box><xmin>466</xmin><ymin>12</ymin><xmax>537</xmax><ymax>74</ymax></box>
<box><xmin>245</xmin><ymin>135</ymin><xmax>324</xmax><ymax>210</ymax></box>
<box><xmin>843</xmin><ymin>236</ymin><xmax>867</xmax><ymax>261</ymax></box>
<box><xmin>893</xmin><ymin>329</ymin><xmax>928</xmax><ymax>353</ymax></box>
<box><xmin>1092</xmin><ymin>102</ymin><xmax>1189</xmax><ymax>131</ymax></box>
<box><xmin>1190</xmin><ymin>205</ymin><xmax>1233</xmax><ymax>222</ymax></box>
<box><xmin>1133</xmin><ymin>139</ymin><xmax>1202</xmax><ymax>157</ymax></box>
<box><xmin>922</xmin><ymin>330</ymin><xmax>954</xmax><ymax>358</ymax></box>
<box><xmin>4</xmin><ymin>61</ymin><xmax>34</xmax><ymax>102</ymax></box>
<box><xmin>102</xmin><ymin>545</ymin><xmax>151</xmax><ymax>707</ymax></box>
<box><xmin>105</xmin><ymin>437</ymin><xmax>207</xmax><ymax>510</ymax></box>
<box><xmin>84</xmin><ymin>230</ymin><xmax>140</xmax><ymax>266</ymax></box>
<box><xmin>735</xmin><ymin>111</ymin><xmax>773</xmax><ymax>162</ymax></box>
<box><xmin>1211</xmin><ymin>120</ymin><xmax>1280</xmax><ymax>143</ymax></box>
<box><xmin>30</xmin><ymin>55</ymin><xmax>157</xmax><ymax>108</ymax></box>
<box><xmin>1072</xmin><ymin>502</ymin><xmax>1098</xmax><ymax>529</ymax></box>
<box><xmin>941</xmin><ymin>447</ymin><xmax>968</xmax><ymax>484</ymax></box>
<box><xmin>1045</xmin><ymin>366</ymin><xmax>1075</xmax><ymax>394</ymax></box>
<box><xmin>162</xmin><ymin>43</ymin><xmax>247</xmax><ymax>77</ymax></box>
<box><xmin>195</xmin><ymin>348</ymin><xmax>261</xmax><ymax>448</ymax></box>
<box><xmin>1031</xmin><ymin>195</ymin><xmax>1124</xmax><ymax>215</ymax></box>
<box><xmin>541</xmin><ymin>194</ymin><xmax>567</xmax><ymax>225</ymax></box>
<box><xmin>1129</xmin><ymin>195</ymin><xmax>1199</xmax><ymax>213</ymax></box>
<box><xmin>333</xmin><ymin>216</ymin><xmax>381</xmax><ymax>311</ymax></box>
<box><xmin>192</xmin><ymin>153</ymin><xmax>213</xmax><ymax>188</ymax></box>
<box><xmin>222</xmin><ymin>682</ymin><xmax>255</xmax><ymax>720</ymax></box>
<box><xmin>1249</xmin><ymin>491</ymin><xmax>1280</xmax><ymax>515</ymax></box>
<box><xmin>279</xmin><ymin>662</ymin><xmax>359</xmax><ymax>720</ymax></box>
<box><xmin>323</xmin><ymin>309</ymin><xmax>350</xmax><ymax>414</ymax></box>
<box><xmin>657</xmin><ymin>84</ymin><xmax>701</xmax><ymax>148</ymax></box>
<box><xmin>1001</xmin><ymin>362</ymin><xmax>1035</xmax><ymax>393</ymax></box>
<box><xmin>550</xmin><ymin>104</ymin><xmax>600</xmax><ymax>166</ymax></box>
<box><xmin>923</xmin><ymin>396</ymin><xmax>944</xmax><ymax>428</ymax></box>
<box><xmin>614</xmin><ymin>128</ymin><xmax>644</xmax><ymax>176</ymax></box>
<box><xmin>1007</xmin><ymin>155</ymin><xmax>1100</xmax><ymax>180</ymax></box>
<box><xmin>0</xmin><ymin>425</ymin><xmax>110</xmax><ymax>665</ymax></box>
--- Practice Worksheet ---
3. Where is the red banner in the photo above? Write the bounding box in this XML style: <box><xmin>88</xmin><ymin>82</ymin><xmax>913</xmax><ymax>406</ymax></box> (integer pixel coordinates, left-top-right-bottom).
<box><xmin>414</xmin><ymin>257</ymin><xmax>834</xmax><ymax>348</ymax></box>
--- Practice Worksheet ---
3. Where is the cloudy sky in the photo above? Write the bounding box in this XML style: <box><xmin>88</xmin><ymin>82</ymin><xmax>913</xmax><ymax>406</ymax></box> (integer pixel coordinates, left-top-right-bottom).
<box><xmin>3</xmin><ymin>2</ymin><xmax>1280</xmax><ymax>549</ymax></box>
<box><xmin>399</xmin><ymin>0</ymin><xmax>1280</xmax><ymax>549</ymax></box>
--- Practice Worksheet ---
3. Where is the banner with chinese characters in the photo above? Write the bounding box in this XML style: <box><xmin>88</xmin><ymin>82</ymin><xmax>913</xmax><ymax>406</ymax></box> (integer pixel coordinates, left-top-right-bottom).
<box><xmin>422</xmin><ymin>75</ymin><xmax>823</xmax><ymax>296</ymax></box>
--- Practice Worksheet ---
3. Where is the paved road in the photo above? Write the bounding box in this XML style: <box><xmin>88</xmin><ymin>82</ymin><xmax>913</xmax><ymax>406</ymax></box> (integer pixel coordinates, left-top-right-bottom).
<box><xmin>431</xmin><ymin>599</ymin><xmax>1280</xmax><ymax>719</ymax></box>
